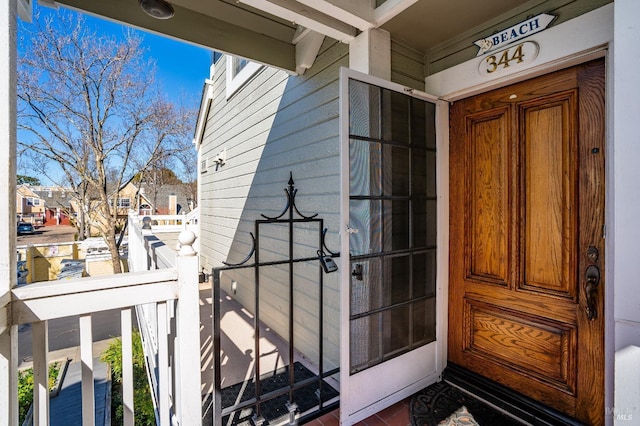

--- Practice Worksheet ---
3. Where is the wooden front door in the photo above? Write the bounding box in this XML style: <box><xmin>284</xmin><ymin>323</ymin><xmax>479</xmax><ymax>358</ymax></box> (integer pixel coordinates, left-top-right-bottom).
<box><xmin>449</xmin><ymin>59</ymin><xmax>605</xmax><ymax>425</ymax></box>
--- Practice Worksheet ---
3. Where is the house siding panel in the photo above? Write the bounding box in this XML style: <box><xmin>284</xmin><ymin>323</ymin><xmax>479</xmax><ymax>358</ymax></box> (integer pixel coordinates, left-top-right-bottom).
<box><xmin>199</xmin><ymin>40</ymin><xmax>347</xmax><ymax>369</ymax></box>
<box><xmin>391</xmin><ymin>39</ymin><xmax>426</xmax><ymax>89</ymax></box>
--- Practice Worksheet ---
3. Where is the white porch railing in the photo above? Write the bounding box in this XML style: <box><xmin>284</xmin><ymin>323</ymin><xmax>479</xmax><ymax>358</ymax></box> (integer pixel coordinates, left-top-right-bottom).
<box><xmin>129</xmin><ymin>208</ymin><xmax>199</xmax><ymax>233</ymax></box>
<box><xmin>2</xmin><ymin>217</ymin><xmax>202</xmax><ymax>425</ymax></box>
<box><xmin>127</xmin><ymin>212</ymin><xmax>202</xmax><ymax>426</ymax></box>
<box><xmin>129</xmin><ymin>209</ymin><xmax>199</xmax><ymax>255</ymax></box>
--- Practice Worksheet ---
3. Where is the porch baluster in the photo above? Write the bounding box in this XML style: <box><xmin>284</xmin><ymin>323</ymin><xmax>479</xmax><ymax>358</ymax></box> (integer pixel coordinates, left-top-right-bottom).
<box><xmin>176</xmin><ymin>230</ymin><xmax>202</xmax><ymax>425</ymax></box>
<box><xmin>80</xmin><ymin>314</ymin><xmax>95</xmax><ymax>426</ymax></box>
<box><xmin>32</xmin><ymin>321</ymin><xmax>49</xmax><ymax>425</ymax></box>
<box><xmin>0</xmin><ymin>326</ymin><xmax>18</xmax><ymax>425</ymax></box>
<box><xmin>157</xmin><ymin>302</ymin><xmax>170</xmax><ymax>425</ymax></box>
<box><xmin>121</xmin><ymin>308</ymin><xmax>134</xmax><ymax>426</ymax></box>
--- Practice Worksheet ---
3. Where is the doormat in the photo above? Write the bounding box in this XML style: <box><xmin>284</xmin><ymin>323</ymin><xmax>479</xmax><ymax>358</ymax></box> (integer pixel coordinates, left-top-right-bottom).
<box><xmin>410</xmin><ymin>381</ymin><xmax>523</xmax><ymax>426</ymax></box>
<box><xmin>203</xmin><ymin>362</ymin><xmax>338</xmax><ymax>425</ymax></box>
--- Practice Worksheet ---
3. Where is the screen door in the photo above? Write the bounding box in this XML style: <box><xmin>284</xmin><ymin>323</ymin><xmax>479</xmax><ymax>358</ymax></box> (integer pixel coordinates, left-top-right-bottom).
<box><xmin>339</xmin><ymin>68</ymin><xmax>446</xmax><ymax>424</ymax></box>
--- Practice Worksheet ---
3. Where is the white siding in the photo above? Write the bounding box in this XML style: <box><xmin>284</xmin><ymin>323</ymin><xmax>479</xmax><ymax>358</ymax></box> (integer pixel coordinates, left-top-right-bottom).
<box><xmin>200</xmin><ymin>39</ymin><xmax>347</xmax><ymax>370</ymax></box>
<box><xmin>391</xmin><ymin>40</ymin><xmax>426</xmax><ymax>89</ymax></box>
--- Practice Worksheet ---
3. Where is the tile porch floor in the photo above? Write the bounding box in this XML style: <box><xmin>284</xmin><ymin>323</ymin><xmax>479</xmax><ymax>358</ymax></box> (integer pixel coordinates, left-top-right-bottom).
<box><xmin>307</xmin><ymin>398</ymin><xmax>412</xmax><ymax>426</ymax></box>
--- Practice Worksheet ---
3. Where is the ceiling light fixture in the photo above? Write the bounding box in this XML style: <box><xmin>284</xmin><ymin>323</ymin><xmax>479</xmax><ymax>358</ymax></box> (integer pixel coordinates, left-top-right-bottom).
<box><xmin>139</xmin><ymin>0</ymin><xmax>175</xmax><ymax>19</ymax></box>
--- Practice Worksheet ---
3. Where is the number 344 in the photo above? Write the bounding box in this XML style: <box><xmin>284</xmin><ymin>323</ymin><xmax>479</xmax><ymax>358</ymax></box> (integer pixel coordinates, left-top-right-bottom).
<box><xmin>485</xmin><ymin>44</ymin><xmax>525</xmax><ymax>73</ymax></box>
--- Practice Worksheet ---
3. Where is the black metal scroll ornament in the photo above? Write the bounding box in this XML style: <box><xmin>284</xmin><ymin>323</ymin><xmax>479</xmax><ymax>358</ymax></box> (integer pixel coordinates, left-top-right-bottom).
<box><xmin>261</xmin><ymin>172</ymin><xmax>318</xmax><ymax>221</ymax></box>
<box><xmin>221</xmin><ymin>172</ymin><xmax>338</xmax><ymax>267</ymax></box>
<box><xmin>221</xmin><ymin>232</ymin><xmax>256</xmax><ymax>267</ymax></box>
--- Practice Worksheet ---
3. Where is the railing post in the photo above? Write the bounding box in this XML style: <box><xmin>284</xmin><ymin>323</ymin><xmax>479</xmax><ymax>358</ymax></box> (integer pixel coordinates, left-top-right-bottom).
<box><xmin>80</xmin><ymin>314</ymin><xmax>95</xmax><ymax>426</ymax></box>
<box><xmin>121</xmin><ymin>309</ymin><xmax>134</xmax><ymax>426</ymax></box>
<box><xmin>127</xmin><ymin>212</ymin><xmax>139</xmax><ymax>272</ymax></box>
<box><xmin>33</xmin><ymin>321</ymin><xmax>50</xmax><ymax>425</ymax></box>
<box><xmin>0</xmin><ymin>0</ymin><xmax>18</xmax><ymax>422</ymax></box>
<box><xmin>0</xmin><ymin>326</ymin><xmax>18</xmax><ymax>425</ymax></box>
<box><xmin>176</xmin><ymin>230</ymin><xmax>202</xmax><ymax>425</ymax></box>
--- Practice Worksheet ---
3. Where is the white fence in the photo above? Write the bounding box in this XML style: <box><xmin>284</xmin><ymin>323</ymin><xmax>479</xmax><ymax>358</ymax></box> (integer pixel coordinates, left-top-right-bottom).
<box><xmin>1</xmin><ymin>214</ymin><xmax>202</xmax><ymax>425</ymax></box>
<box><xmin>127</xmin><ymin>212</ymin><xmax>202</xmax><ymax>426</ymax></box>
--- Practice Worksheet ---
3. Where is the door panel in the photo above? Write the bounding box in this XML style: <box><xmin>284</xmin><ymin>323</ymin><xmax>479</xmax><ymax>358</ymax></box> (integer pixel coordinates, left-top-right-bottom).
<box><xmin>521</xmin><ymin>94</ymin><xmax>577</xmax><ymax>297</ymax></box>
<box><xmin>467</xmin><ymin>108</ymin><xmax>509</xmax><ymax>285</ymax></box>
<box><xmin>449</xmin><ymin>60</ymin><xmax>605</xmax><ymax>425</ymax></box>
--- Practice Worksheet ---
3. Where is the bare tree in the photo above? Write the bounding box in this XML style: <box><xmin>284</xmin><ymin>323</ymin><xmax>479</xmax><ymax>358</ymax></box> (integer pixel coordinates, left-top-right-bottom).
<box><xmin>17</xmin><ymin>11</ymin><xmax>195</xmax><ymax>273</ymax></box>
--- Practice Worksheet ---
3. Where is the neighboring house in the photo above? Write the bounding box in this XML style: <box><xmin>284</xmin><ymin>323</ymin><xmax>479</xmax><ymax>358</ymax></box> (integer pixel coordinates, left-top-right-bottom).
<box><xmin>87</xmin><ymin>182</ymin><xmax>195</xmax><ymax>234</ymax></box>
<box><xmin>16</xmin><ymin>184</ymin><xmax>45</xmax><ymax>225</ymax></box>
<box><xmin>84</xmin><ymin>181</ymin><xmax>145</xmax><ymax>236</ymax></box>
<box><xmin>3</xmin><ymin>1</ymin><xmax>640</xmax><ymax>426</ymax></box>
<box><xmin>110</xmin><ymin>181</ymin><xmax>139</xmax><ymax>220</ymax></box>
<box><xmin>32</xmin><ymin>186</ymin><xmax>77</xmax><ymax>226</ymax></box>
<box><xmin>140</xmin><ymin>183</ymin><xmax>195</xmax><ymax>215</ymax></box>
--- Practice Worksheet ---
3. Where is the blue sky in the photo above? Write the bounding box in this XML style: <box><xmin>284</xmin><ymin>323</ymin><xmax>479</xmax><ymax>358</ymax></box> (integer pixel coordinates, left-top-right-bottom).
<box><xmin>17</xmin><ymin>3</ymin><xmax>212</xmax><ymax>184</ymax></box>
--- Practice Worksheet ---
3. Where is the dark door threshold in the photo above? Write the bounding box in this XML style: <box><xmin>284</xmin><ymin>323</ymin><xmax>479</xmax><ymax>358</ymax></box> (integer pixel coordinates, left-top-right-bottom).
<box><xmin>444</xmin><ymin>363</ymin><xmax>585</xmax><ymax>426</ymax></box>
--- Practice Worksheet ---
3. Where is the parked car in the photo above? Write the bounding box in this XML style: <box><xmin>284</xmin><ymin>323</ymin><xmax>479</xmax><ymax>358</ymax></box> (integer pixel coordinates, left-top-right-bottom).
<box><xmin>17</xmin><ymin>222</ymin><xmax>35</xmax><ymax>235</ymax></box>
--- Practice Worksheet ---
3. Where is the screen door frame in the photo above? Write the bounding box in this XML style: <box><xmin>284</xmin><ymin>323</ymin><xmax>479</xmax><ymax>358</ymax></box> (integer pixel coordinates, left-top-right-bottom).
<box><xmin>338</xmin><ymin>67</ymin><xmax>449</xmax><ymax>424</ymax></box>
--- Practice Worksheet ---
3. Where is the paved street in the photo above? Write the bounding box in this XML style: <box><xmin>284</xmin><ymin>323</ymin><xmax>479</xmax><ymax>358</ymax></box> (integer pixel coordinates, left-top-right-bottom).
<box><xmin>16</xmin><ymin>224</ymin><xmax>77</xmax><ymax>245</ymax></box>
<box><xmin>18</xmin><ymin>309</ymin><xmax>125</xmax><ymax>367</ymax></box>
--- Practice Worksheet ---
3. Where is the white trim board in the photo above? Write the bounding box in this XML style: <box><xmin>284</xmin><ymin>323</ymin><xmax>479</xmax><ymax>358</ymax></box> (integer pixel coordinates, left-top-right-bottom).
<box><xmin>226</xmin><ymin>56</ymin><xmax>264</xmax><ymax>99</ymax></box>
<box><xmin>425</xmin><ymin>4</ymin><xmax>613</xmax><ymax>101</ymax></box>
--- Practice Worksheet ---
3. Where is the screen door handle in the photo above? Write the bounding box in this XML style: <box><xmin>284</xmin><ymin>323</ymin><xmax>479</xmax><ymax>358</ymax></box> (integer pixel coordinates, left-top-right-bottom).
<box><xmin>352</xmin><ymin>264</ymin><xmax>363</xmax><ymax>281</ymax></box>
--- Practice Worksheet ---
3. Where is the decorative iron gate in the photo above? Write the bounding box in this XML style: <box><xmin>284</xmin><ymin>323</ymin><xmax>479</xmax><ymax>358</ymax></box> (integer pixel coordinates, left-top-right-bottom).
<box><xmin>210</xmin><ymin>174</ymin><xmax>340</xmax><ymax>425</ymax></box>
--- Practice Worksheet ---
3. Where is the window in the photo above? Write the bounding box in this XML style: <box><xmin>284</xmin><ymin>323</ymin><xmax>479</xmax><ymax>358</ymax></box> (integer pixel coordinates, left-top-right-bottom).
<box><xmin>226</xmin><ymin>55</ymin><xmax>262</xmax><ymax>98</ymax></box>
<box><xmin>32</xmin><ymin>198</ymin><xmax>40</xmax><ymax>206</ymax></box>
<box><xmin>26</xmin><ymin>197</ymin><xmax>33</xmax><ymax>206</ymax></box>
<box><xmin>232</xmin><ymin>57</ymin><xmax>249</xmax><ymax>76</ymax></box>
<box><xmin>116</xmin><ymin>198</ymin><xmax>131</xmax><ymax>208</ymax></box>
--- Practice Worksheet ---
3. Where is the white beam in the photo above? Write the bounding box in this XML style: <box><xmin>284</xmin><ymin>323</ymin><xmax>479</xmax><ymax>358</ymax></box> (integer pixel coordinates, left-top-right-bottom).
<box><xmin>296</xmin><ymin>0</ymin><xmax>373</xmax><ymax>31</ymax></box>
<box><xmin>349</xmin><ymin>28</ymin><xmax>391</xmax><ymax>80</ymax></box>
<box><xmin>373</xmin><ymin>0</ymin><xmax>418</xmax><ymax>26</ymax></box>
<box><xmin>295</xmin><ymin>30</ymin><xmax>325</xmax><ymax>74</ymax></box>
<box><xmin>296</xmin><ymin>0</ymin><xmax>417</xmax><ymax>30</ymax></box>
<box><xmin>239</xmin><ymin>0</ymin><xmax>357</xmax><ymax>43</ymax></box>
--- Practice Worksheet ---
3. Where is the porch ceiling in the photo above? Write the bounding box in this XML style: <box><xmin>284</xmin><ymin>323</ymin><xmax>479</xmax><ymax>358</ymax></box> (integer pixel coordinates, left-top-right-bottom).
<box><xmin>380</xmin><ymin>0</ymin><xmax>537</xmax><ymax>53</ymax></box>
<box><xmin>52</xmin><ymin>0</ymin><xmax>533</xmax><ymax>73</ymax></box>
